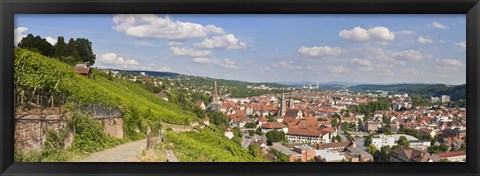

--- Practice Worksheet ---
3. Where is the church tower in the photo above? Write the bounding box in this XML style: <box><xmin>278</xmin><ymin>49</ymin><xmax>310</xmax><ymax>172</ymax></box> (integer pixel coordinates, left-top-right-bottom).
<box><xmin>210</xmin><ymin>80</ymin><xmax>221</xmax><ymax>111</ymax></box>
<box><xmin>279</xmin><ymin>93</ymin><xmax>286</xmax><ymax>116</ymax></box>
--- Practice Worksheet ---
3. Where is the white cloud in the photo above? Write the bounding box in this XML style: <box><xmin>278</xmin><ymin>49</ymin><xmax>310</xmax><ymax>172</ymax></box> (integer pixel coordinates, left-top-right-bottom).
<box><xmin>113</xmin><ymin>14</ymin><xmax>225</xmax><ymax>40</ymax></box>
<box><xmin>350</xmin><ymin>58</ymin><xmax>372</xmax><ymax>66</ymax></box>
<box><xmin>192</xmin><ymin>57</ymin><xmax>237</xmax><ymax>68</ymax></box>
<box><xmin>339</xmin><ymin>26</ymin><xmax>395</xmax><ymax>42</ymax></box>
<box><xmin>438</xmin><ymin>58</ymin><xmax>462</xmax><ymax>67</ymax></box>
<box><xmin>14</xmin><ymin>27</ymin><xmax>28</xmax><ymax>46</ymax></box>
<box><xmin>328</xmin><ymin>65</ymin><xmax>349</xmax><ymax>74</ymax></box>
<box><xmin>98</xmin><ymin>53</ymin><xmax>140</xmax><ymax>68</ymax></box>
<box><xmin>45</xmin><ymin>37</ymin><xmax>57</xmax><ymax>45</ymax></box>
<box><xmin>272</xmin><ymin>60</ymin><xmax>302</xmax><ymax>70</ymax></box>
<box><xmin>298</xmin><ymin>46</ymin><xmax>343</xmax><ymax>57</ymax></box>
<box><xmin>396</xmin><ymin>30</ymin><xmax>415</xmax><ymax>35</ymax></box>
<box><xmin>158</xmin><ymin>66</ymin><xmax>171</xmax><ymax>72</ymax></box>
<box><xmin>392</xmin><ymin>50</ymin><xmax>430</xmax><ymax>60</ymax></box>
<box><xmin>417</xmin><ymin>36</ymin><xmax>433</xmax><ymax>44</ymax></box>
<box><xmin>170</xmin><ymin>46</ymin><xmax>212</xmax><ymax>57</ymax></box>
<box><xmin>195</xmin><ymin>34</ymin><xmax>246</xmax><ymax>50</ymax></box>
<box><xmin>454</xmin><ymin>41</ymin><xmax>466</xmax><ymax>51</ymax></box>
<box><xmin>192</xmin><ymin>57</ymin><xmax>216</xmax><ymax>64</ymax></box>
<box><xmin>430</xmin><ymin>22</ymin><xmax>449</xmax><ymax>29</ymax></box>
<box><xmin>263</xmin><ymin>66</ymin><xmax>272</xmax><ymax>71</ymax></box>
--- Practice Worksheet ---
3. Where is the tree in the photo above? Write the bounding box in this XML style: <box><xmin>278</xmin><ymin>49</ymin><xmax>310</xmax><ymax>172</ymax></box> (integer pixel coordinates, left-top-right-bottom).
<box><xmin>367</xmin><ymin>144</ymin><xmax>378</xmax><ymax>155</ymax></box>
<box><xmin>75</xmin><ymin>38</ymin><xmax>96</xmax><ymax>66</ymax></box>
<box><xmin>54</xmin><ymin>36</ymin><xmax>67</xmax><ymax>58</ymax></box>
<box><xmin>65</xmin><ymin>38</ymin><xmax>81</xmax><ymax>64</ymax></box>
<box><xmin>207</xmin><ymin>111</ymin><xmax>228</xmax><ymax>127</ymax></box>
<box><xmin>244</xmin><ymin>122</ymin><xmax>257</xmax><ymax>129</ymax></box>
<box><xmin>335</xmin><ymin>135</ymin><xmax>342</xmax><ymax>142</ymax></box>
<box><xmin>233</xmin><ymin>127</ymin><xmax>242</xmax><ymax>138</ymax></box>
<box><xmin>331</xmin><ymin>118</ymin><xmax>338</xmax><ymax>128</ymax></box>
<box><xmin>357</xmin><ymin>119</ymin><xmax>363</xmax><ymax>131</ymax></box>
<box><xmin>428</xmin><ymin>143</ymin><xmax>449</xmax><ymax>154</ymax></box>
<box><xmin>397</xmin><ymin>136</ymin><xmax>410</xmax><ymax>147</ymax></box>
<box><xmin>364</xmin><ymin>134</ymin><xmax>374</xmax><ymax>147</ymax></box>
<box><xmin>374</xmin><ymin>146</ymin><xmax>392</xmax><ymax>162</ymax></box>
<box><xmin>248</xmin><ymin>130</ymin><xmax>255</xmax><ymax>137</ymax></box>
<box><xmin>255</xmin><ymin>127</ymin><xmax>263</xmax><ymax>135</ymax></box>
<box><xmin>265</xmin><ymin>130</ymin><xmax>285</xmax><ymax>145</ymax></box>
<box><xmin>18</xmin><ymin>34</ymin><xmax>55</xmax><ymax>57</ymax></box>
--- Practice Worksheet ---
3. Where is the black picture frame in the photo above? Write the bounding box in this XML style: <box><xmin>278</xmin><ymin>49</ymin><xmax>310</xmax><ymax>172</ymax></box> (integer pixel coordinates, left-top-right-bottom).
<box><xmin>1</xmin><ymin>0</ymin><xmax>479</xmax><ymax>176</ymax></box>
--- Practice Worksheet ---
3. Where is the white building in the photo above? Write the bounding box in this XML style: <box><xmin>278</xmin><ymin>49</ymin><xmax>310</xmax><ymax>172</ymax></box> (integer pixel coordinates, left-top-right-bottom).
<box><xmin>441</xmin><ymin>95</ymin><xmax>450</xmax><ymax>103</ymax></box>
<box><xmin>371</xmin><ymin>135</ymin><xmax>395</xmax><ymax>149</ymax></box>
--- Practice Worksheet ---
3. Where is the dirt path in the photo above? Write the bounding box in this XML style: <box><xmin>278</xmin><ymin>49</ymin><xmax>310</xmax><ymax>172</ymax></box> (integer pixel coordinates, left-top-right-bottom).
<box><xmin>74</xmin><ymin>139</ymin><xmax>147</xmax><ymax>162</ymax></box>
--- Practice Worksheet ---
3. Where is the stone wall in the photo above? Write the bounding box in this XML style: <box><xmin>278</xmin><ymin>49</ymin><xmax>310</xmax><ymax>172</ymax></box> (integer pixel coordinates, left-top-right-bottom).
<box><xmin>98</xmin><ymin>117</ymin><xmax>124</xmax><ymax>138</ymax></box>
<box><xmin>15</xmin><ymin>111</ymin><xmax>124</xmax><ymax>153</ymax></box>
<box><xmin>14</xmin><ymin>113</ymin><xmax>69</xmax><ymax>152</ymax></box>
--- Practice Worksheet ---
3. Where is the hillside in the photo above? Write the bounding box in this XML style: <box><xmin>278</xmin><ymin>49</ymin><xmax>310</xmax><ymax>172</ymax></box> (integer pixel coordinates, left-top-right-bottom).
<box><xmin>348</xmin><ymin>84</ymin><xmax>466</xmax><ymax>101</ymax></box>
<box><xmin>175</xmin><ymin>76</ymin><xmax>291</xmax><ymax>98</ymax></box>
<box><xmin>14</xmin><ymin>49</ymin><xmax>265</xmax><ymax>162</ymax></box>
<box><xmin>15</xmin><ymin>49</ymin><xmax>196</xmax><ymax>135</ymax></box>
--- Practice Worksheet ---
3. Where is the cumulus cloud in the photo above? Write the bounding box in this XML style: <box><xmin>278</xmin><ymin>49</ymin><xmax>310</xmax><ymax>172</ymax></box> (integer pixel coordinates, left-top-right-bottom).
<box><xmin>328</xmin><ymin>65</ymin><xmax>349</xmax><ymax>74</ymax></box>
<box><xmin>454</xmin><ymin>41</ymin><xmax>466</xmax><ymax>51</ymax></box>
<box><xmin>195</xmin><ymin>34</ymin><xmax>246</xmax><ymax>49</ymax></box>
<box><xmin>339</xmin><ymin>26</ymin><xmax>395</xmax><ymax>42</ymax></box>
<box><xmin>98</xmin><ymin>53</ymin><xmax>140</xmax><ymax>68</ymax></box>
<box><xmin>392</xmin><ymin>50</ymin><xmax>430</xmax><ymax>60</ymax></box>
<box><xmin>14</xmin><ymin>27</ymin><xmax>28</xmax><ymax>46</ymax></box>
<box><xmin>271</xmin><ymin>60</ymin><xmax>302</xmax><ymax>70</ymax></box>
<box><xmin>437</xmin><ymin>58</ymin><xmax>462</xmax><ymax>67</ymax></box>
<box><xmin>430</xmin><ymin>22</ymin><xmax>449</xmax><ymax>29</ymax></box>
<box><xmin>113</xmin><ymin>14</ymin><xmax>225</xmax><ymax>40</ymax></box>
<box><xmin>45</xmin><ymin>37</ymin><xmax>57</xmax><ymax>45</ymax></box>
<box><xmin>192</xmin><ymin>57</ymin><xmax>237</xmax><ymax>68</ymax></box>
<box><xmin>263</xmin><ymin>66</ymin><xmax>272</xmax><ymax>71</ymax></box>
<box><xmin>417</xmin><ymin>36</ymin><xmax>433</xmax><ymax>44</ymax></box>
<box><xmin>169</xmin><ymin>46</ymin><xmax>212</xmax><ymax>57</ymax></box>
<box><xmin>350</xmin><ymin>58</ymin><xmax>372</xmax><ymax>66</ymax></box>
<box><xmin>298</xmin><ymin>46</ymin><xmax>343</xmax><ymax>57</ymax></box>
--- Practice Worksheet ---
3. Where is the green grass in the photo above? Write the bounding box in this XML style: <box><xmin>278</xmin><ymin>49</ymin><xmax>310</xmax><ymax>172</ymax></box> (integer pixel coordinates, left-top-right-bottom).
<box><xmin>15</xmin><ymin>49</ymin><xmax>196</xmax><ymax>127</ymax></box>
<box><xmin>165</xmin><ymin>127</ymin><xmax>268</xmax><ymax>162</ymax></box>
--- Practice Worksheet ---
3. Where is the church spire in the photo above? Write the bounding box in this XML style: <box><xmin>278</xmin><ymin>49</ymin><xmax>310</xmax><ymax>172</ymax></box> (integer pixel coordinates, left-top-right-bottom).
<box><xmin>279</xmin><ymin>93</ymin><xmax>286</xmax><ymax>116</ymax></box>
<box><xmin>210</xmin><ymin>79</ymin><xmax>221</xmax><ymax>112</ymax></box>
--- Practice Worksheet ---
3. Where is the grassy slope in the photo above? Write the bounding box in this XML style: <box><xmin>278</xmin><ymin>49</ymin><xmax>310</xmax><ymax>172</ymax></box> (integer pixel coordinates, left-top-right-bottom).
<box><xmin>15</xmin><ymin>49</ymin><xmax>196</xmax><ymax>125</ymax></box>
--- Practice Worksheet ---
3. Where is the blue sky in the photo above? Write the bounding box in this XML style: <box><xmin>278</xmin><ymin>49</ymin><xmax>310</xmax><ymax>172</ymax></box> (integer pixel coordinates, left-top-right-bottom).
<box><xmin>15</xmin><ymin>14</ymin><xmax>466</xmax><ymax>84</ymax></box>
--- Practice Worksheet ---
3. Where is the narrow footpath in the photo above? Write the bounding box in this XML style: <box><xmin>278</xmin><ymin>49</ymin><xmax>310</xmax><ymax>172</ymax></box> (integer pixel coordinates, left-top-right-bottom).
<box><xmin>74</xmin><ymin>139</ymin><xmax>147</xmax><ymax>162</ymax></box>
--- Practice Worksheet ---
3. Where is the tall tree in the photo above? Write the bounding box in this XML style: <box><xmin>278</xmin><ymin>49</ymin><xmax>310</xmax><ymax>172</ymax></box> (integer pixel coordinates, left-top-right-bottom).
<box><xmin>54</xmin><ymin>36</ymin><xmax>67</xmax><ymax>58</ymax></box>
<box><xmin>18</xmin><ymin>34</ymin><xmax>55</xmax><ymax>57</ymax></box>
<box><xmin>75</xmin><ymin>38</ymin><xmax>96</xmax><ymax>66</ymax></box>
<box><xmin>65</xmin><ymin>38</ymin><xmax>81</xmax><ymax>63</ymax></box>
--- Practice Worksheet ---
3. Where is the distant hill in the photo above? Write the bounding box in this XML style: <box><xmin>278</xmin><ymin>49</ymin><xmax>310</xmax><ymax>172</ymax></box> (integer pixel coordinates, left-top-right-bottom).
<box><xmin>111</xmin><ymin>70</ymin><xmax>180</xmax><ymax>78</ymax></box>
<box><xmin>348</xmin><ymin>84</ymin><xmax>466</xmax><ymax>101</ymax></box>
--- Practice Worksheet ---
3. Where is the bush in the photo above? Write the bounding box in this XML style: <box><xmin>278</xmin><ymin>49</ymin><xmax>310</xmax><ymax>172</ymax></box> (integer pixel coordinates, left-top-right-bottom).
<box><xmin>72</xmin><ymin>113</ymin><xmax>120</xmax><ymax>154</ymax></box>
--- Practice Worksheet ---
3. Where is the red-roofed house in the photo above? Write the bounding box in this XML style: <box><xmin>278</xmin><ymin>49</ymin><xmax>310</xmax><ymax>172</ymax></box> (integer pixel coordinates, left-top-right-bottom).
<box><xmin>261</xmin><ymin>122</ymin><xmax>288</xmax><ymax>133</ymax></box>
